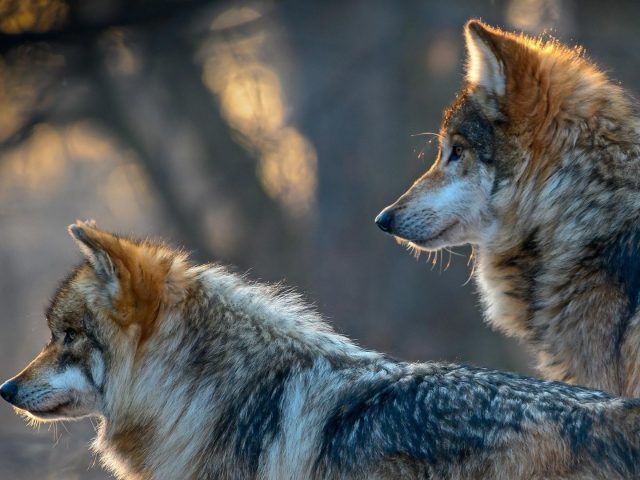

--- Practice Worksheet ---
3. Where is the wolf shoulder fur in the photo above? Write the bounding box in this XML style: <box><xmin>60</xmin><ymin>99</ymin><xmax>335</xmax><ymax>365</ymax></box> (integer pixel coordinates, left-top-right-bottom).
<box><xmin>2</xmin><ymin>222</ymin><xmax>640</xmax><ymax>479</ymax></box>
<box><xmin>377</xmin><ymin>20</ymin><xmax>640</xmax><ymax>396</ymax></box>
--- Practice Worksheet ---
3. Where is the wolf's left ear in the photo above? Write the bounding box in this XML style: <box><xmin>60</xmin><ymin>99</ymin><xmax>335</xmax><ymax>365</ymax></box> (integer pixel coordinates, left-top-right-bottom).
<box><xmin>464</xmin><ymin>20</ymin><xmax>507</xmax><ymax>97</ymax></box>
<box><xmin>68</xmin><ymin>221</ymin><xmax>118</xmax><ymax>286</ymax></box>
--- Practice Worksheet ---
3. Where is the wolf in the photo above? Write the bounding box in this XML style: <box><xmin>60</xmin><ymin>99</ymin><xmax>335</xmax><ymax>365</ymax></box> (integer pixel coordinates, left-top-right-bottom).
<box><xmin>2</xmin><ymin>222</ymin><xmax>640</xmax><ymax>479</ymax></box>
<box><xmin>376</xmin><ymin>20</ymin><xmax>640</xmax><ymax>397</ymax></box>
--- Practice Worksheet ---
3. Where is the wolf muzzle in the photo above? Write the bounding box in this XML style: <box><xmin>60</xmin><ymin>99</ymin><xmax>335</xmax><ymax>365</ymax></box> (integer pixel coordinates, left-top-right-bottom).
<box><xmin>0</xmin><ymin>379</ymin><xmax>19</xmax><ymax>404</ymax></box>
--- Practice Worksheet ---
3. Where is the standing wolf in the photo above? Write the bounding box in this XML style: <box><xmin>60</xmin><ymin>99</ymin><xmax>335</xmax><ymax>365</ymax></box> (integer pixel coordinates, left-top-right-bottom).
<box><xmin>2</xmin><ymin>222</ymin><xmax>640</xmax><ymax>479</ymax></box>
<box><xmin>376</xmin><ymin>20</ymin><xmax>640</xmax><ymax>396</ymax></box>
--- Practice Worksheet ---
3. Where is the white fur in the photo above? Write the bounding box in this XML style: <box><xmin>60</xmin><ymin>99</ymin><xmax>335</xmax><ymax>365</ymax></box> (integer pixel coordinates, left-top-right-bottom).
<box><xmin>264</xmin><ymin>363</ymin><xmax>334</xmax><ymax>479</ymax></box>
<box><xmin>465</xmin><ymin>26</ymin><xmax>505</xmax><ymax>96</ymax></box>
<box><xmin>402</xmin><ymin>164</ymin><xmax>495</xmax><ymax>248</ymax></box>
<box><xmin>49</xmin><ymin>366</ymin><xmax>91</xmax><ymax>392</ymax></box>
<box><xmin>90</xmin><ymin>350</ymin><xmax>106</xmax><ymax>389</ymax></box>
<box><xmin>426</xmin><ymin>181</ymin><xmax>466</xmax><ymax>210</ymax></box>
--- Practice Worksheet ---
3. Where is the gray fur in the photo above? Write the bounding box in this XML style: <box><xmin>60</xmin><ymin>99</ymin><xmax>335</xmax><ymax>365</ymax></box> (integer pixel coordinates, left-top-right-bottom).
<box><xmin>3</xmin><ymin>229</ymin><xmax>640</xmax><ymax>479</ymax></box>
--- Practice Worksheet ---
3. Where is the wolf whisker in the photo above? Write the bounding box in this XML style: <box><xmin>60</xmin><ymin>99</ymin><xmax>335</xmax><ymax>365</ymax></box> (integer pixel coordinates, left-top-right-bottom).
<box><xmin>410</xmin><ymin>131</ymin><xmax>444</xmax><ymax>140</ymax></box>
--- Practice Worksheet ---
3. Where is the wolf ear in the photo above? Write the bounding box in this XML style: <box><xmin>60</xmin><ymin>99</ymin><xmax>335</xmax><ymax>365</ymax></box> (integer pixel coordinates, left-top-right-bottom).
<box><xmin>464</xmin><ymin>20</ymin><xmax>507</xmax><ymax>97</ymax></box>
<box><xmin>68</xmin><ymin>220</ymin><xmax>118</xmax><ymax>286</ymax></box>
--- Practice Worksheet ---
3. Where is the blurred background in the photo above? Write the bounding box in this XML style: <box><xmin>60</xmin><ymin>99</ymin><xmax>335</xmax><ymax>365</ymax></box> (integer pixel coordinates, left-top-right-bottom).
<box><xmin>0</xmin><ymin>0</ymin><xmax>638</xmax><ymax>477</ymax></box>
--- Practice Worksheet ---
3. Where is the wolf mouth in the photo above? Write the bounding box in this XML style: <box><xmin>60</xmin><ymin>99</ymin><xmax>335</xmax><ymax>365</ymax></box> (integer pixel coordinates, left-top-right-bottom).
<box><xmin>398</xmin><ymin>220</ymin><xmax>460</xmax><ymax>247</ymax></box>
<box><xmin>26</xmin><ymin>399</ymin><xmax>74</xmax><ymax>416</ymax></box>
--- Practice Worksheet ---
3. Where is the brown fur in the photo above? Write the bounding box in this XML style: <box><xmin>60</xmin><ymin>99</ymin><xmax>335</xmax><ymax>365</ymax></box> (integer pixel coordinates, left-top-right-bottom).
<box><xmin>5</xmin><ymin>223</ymin><xmax>640</xmax><ymax>478</ymax></box>
<box><xmin>109</xmin><ymin>415</ymin><xmax>156</xmax><ymax>480</ymax></box>
<box><xmin>70</xmin><ymin>220</ymin><xmax>192</xmax><ymax>347</ymax></box>
<box><xmin>377</xmin><ymin>20</ymin><xmax>640</xmax><ymax>396</ymax></box>
<box><xmin>468</xmin><ymin>22</ymin><xmax>635</xmax><ymax>187</ymax></box>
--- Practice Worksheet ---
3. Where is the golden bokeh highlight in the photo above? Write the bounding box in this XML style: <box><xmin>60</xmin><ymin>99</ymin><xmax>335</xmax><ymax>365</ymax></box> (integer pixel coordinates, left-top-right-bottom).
<box><xmin>258</xmin><ymin>128</ymin><xmax>317</xmax><ymax>217</ymax></box>
<box><xmin>0</xmin><ymin>0</ymin><xmax>69</xmax><ymax>34</ymax></box>
<box><xmin>210</xmin><ymin>6</ymin><xmax>261</xmax><ymax>30</ymax></box>
<box><xmin>0</xmin><ymin>119</ymin><xmax>153</xmax><ymax>223</ymax></box>
<box><xmin>202</xmin><ymin>7</ymin><xmax>317</xmax><ymax>218</ymax></box>
<box><xmin>217</xmin><ymin>66</ymin><xmax>285</xmax><ymax>141</ymax></box>
<box><xmin>506</xmin><ymin>0</ymin><xmax>561</xmax><ymax>33</ymax></box>
<box><xmin>102</xmin><ymin>29</ymin><xmax>140</xmax><ymax>76</ymax></box>
<box><xmin>64</xmin><ymin>121</ymin><xmax>115</xmax><ymax>162</ymax></box>
<box><xmin>426</xmin><ymin>32</ymin><xmax>459</xmax><ymax>77</ymax></box>
<box><xmin>0</xmin><ymin>123</ymin><xmax>66</xmax><ymax>196</ymax></box>
<box><xmin>101</xmin><ymin>160</ymin><xmax>152</xmax><ymax>223</ymax></box>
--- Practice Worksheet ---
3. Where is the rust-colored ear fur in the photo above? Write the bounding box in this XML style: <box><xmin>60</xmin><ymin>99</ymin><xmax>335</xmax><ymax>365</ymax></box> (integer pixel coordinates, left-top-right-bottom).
<box><xmin>463</xmin><ymin>20</ymin><xmax>626</xmax><ymax>182</ymax></box>
<box><xmin>68</xmin><ymin>221</ymin><xmax>191</xmax><ymax>342</ymax></box>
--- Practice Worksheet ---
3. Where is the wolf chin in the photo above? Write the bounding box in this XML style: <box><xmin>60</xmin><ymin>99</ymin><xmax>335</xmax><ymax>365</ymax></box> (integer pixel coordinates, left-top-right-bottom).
<box><xmin>376</xmin><ymin>20</ymin><xmax>640</xmax><ymax>396</ymax></box>
<box><xmin>1</xmin><ymin>221</ymin><xmax>640</xmax><ymax>479</ymax></box>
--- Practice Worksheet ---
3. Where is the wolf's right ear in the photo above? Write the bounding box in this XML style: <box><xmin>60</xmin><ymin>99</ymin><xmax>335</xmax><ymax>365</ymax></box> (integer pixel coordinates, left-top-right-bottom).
<box><xmin>68</xmin><ymin>221</ymin><xmax>118</xmax><ymax>286</ymax></box>
<box><xmin>464</xmin><ymin>20</ymin><xmax>507</xmax><ymax>97</ymax></box>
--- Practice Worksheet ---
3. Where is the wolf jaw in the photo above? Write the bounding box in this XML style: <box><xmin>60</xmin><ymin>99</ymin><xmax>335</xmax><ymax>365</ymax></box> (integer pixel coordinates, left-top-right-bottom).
<box><xmin>2</xmin><ymin>222</ymin><xmax>640</xmax><ymax>479</ymax></box>
<box><xmin>376</xmin><ymin>20</ymin><xmax>640</xmax><ymax>396</ymax></box>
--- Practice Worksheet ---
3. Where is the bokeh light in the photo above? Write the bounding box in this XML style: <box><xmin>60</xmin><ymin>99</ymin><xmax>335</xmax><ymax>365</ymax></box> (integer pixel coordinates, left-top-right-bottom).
<box><xmin>202</xmin><ymin>6</ymin><xmax>317</xmax><ymax>219</ymax></box>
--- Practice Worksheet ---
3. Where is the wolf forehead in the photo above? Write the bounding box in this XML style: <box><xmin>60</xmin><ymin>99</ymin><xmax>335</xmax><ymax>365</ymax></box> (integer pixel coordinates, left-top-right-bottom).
<box><xmin>45</xmin><ymin>262</ymin><xmax>98</xmax><ymax>330</ymax></box>
<box><xmin>441</xmin><ymin>94</ymin><xmax>496</xmax><ymax>163</ymax></box>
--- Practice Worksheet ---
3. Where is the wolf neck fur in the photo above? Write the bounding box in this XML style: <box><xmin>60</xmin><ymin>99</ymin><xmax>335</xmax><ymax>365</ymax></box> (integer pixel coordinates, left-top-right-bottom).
<box><xmin>477</xmin><ymin>134</ymin><xmax>640</xmax><ymax>394</ymax></box>
<box><xmin>94</xmin><ymin>265</ymin><xmax>382</xmax><ymax>479</ymax></box>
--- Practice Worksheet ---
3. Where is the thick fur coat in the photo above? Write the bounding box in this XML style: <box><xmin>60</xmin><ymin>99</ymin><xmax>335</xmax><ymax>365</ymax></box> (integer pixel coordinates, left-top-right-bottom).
<box><xmin>377</xmin><ymin>20</ymin><xmax>640</xmax><ymax>396</ymax></box>
<box><xmin>2</xmin><ymin>222</ymin><xmax>640</xmax><ymax>479</ymax></box>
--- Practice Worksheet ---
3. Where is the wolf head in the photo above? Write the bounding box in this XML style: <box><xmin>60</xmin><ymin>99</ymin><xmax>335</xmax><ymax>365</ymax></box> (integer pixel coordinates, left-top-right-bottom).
<box><xmin>376</xmin><ymin>20</ymin><xmax>632</xmax><ymax>252</ymax></box>
<box><xmin>0</xmin><ymin>221</ymin><xmax>190</xmax><ymax>422</ymax></box>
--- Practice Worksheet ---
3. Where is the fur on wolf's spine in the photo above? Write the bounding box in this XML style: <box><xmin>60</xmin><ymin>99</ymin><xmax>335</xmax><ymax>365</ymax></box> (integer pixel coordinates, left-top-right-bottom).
<box><xmin>1</xmin><ymin>221</ymin><xmax>640</xmax><ymax>479</ymax></box>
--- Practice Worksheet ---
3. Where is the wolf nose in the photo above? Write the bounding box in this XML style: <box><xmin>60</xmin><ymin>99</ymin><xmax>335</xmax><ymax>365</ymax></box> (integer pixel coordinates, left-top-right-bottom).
<box><xmin>0</xmin><ymin>380</ymin><xmax>18</xmax><ymax>404</ymax></box>
<box><xmin>375</xmin><ymin>209</ymin><xmax>395</xmax><ymax>233</ymax></box>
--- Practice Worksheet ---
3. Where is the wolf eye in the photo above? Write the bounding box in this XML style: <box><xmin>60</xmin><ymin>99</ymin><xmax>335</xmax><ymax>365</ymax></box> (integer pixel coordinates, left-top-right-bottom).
<box><xmin>449</xmin><ymin>145</ymin><xmax>464</xmax><ymax>163</ymax></box>
<box><xmin>63</xmin><ymin>329</ymin><xmax>77</xmax><ymax>345</ymax></box>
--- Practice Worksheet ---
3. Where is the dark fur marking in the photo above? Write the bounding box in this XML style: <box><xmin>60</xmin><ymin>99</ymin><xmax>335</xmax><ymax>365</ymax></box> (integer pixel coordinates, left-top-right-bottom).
<box><xmin>185</xmin><ymin>292</ymin><xmax>319</xmax><ymax>479</ymax></box>
<box><xmin>57</xmin><ymin>351</ymin><xmax>78</xmax><ymax>371</ymax></box>
<box><xmin>456</xmin><ymin>100</ymin><xmax>495</xmax><ymax>164</ymax></box>
<box><xmin>590</xmin><ymin>226</ymin><xmax>640</xmax><ymax>354</ymax></box>
<box><xmin>235</xmin><ymin>367</ymin><xmax>289</xmax><ymax>469</ymax></box>
<box><xmin>443</xmin><ymin>93</ymin><xmax>495</xmax><ymax>165</ymax></box>
<box><xmin>81</xmin><ymin>362</ymin><xmax>97</xmax><ymax>390</ymax></box>
<box><xmin>494</xmin><ymin>229</ymin><xmax>542</xmax><ymax>335</ymax></box>
<box><xmin>315</xmin><ymin>364</ymin><xmax>622</xmax><ymax>476</ymax></box>
<box><xmin>210</xmin><ymin>364</ymin><xmax>293</xmax><ymax>478</ymax></box>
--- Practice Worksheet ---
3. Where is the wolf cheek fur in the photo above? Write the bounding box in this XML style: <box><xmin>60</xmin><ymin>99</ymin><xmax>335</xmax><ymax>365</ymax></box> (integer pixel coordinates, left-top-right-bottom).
<box><xmin>377</xmin><ymin>20</ymin><xmax>640</xmax><ymax>396</ymax></box>
<box><xmin>1</xmin><ymin>222</ymin><xmax>640</xmax><ymax>479</ymax></box>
